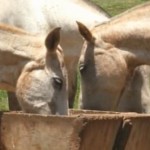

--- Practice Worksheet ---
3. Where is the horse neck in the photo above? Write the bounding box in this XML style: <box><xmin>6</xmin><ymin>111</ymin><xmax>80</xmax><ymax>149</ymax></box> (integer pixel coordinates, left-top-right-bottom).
<box><xmin>95</xmin><ymin>4</ymin><xmax>150</xmax><ymax>67</ymax></box>
<box><xmin>0</xmin><ymin>29</ymin><xmax>44</xmax><ymax>65</ymax></box>
<box><xmin>44</xmin><ymin>0</ymin><xmax>109</xmax><ymax>29</ymax></box>
<box><xmin>0</xmin><ymin>26</ymin><xmax>44</xmax><ymax>91</ymax></box>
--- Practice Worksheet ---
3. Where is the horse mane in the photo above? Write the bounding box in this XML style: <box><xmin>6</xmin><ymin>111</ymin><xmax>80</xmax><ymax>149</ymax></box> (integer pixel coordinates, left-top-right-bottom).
<box><xmin>0</xmin><ymin>23</ymin><xmax>31</xmax><ymax>35</ymax></box>
<box><xmin>0</xmin><ymin>23</ymin><xmax>45</xmax><ymax>62</ymax></box>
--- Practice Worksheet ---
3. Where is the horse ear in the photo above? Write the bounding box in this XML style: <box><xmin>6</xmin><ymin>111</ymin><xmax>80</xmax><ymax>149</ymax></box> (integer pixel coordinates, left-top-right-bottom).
<box><xmin>45</xmin><ymin>27</ymin><xmax>61</xmax><ymax>52</ymax></box>
<box><xmin>76</xmin><ymin>21</ymin><xmax>94</xmax><ymax>42</ymax></box>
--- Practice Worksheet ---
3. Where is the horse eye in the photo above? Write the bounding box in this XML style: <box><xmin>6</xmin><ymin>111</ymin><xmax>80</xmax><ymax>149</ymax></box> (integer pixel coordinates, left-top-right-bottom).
<box><xmin>53</xmin><ymin>77</ymin><xmax>63</xmax><ymax>90</ymax></box>
<box><xmin>79</xmin><ymin>63</ymin><xmax>86</xmax><ymax>73</ymax></box>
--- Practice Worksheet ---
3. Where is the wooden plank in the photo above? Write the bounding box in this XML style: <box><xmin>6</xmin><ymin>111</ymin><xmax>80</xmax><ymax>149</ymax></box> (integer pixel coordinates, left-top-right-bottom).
<box><xmin>0</xmin><ymin>112</ymin><xmax>5</xmax><ymax>150</ymax></box>
<box><xmin>70</xmin><ymin>109</ymin><xmax>150</xmax><ymax>150</ymax></box>
<box><xmin>0</xmin><ymin>112</ymin><xmax>122</xmax><ymax>150</ymax></box>
<box><xmin>113</xmin><ymin>119</ymin><xmax>132</xmax><ymax>150</ymax></box>
<box><xmin>69</xmin><ymin>109</ymin><xmax>119</xmax><ymax>115</ymax></box>
<box><xmin>78</xmin><ymin>115</ymin><xmax>122</xmax><ymax>150</ymax></box>
<box><xmin>1</xmin><ymin>113</ymin><xmax>75</xmax><ymax>150</ymax></box>
<box><xmin>123</xmin><ymin>115</ymin><xmax>150</xmax><ymax>150</ymax></box>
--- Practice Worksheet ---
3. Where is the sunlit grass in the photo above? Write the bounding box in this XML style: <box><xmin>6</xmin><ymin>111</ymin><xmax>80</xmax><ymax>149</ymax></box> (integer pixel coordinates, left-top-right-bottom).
<box><xmin>0</xmin><ymin>90</ymin><xmax>8</xmax><ymax>111</ymax></box>
<box><xmin>91</xmin><ymin>0</ymin><xmax>150</xmax><ymax>16</ymax></box>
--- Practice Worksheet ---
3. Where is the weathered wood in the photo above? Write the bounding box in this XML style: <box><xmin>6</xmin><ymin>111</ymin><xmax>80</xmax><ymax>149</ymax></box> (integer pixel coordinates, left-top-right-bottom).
<box><xmin>69</xmin><ymin>109</ymin><xmax>119</xmax><ymax>115</ymax></box>
<box><xmin>0</xmin><ymin>112</ymin><xmax>5</xmax><ymax>150</ymax></box>
<box><xmin>0</xmin><ymin>112</ymin><xmax>122</xmax><ymax>150</ymax></box>
<box><xmin>0</xmin><ymin>110</ymin><xmax>150</xmax><ymax>150</ymax></box>
<box><xmin>124</xmin><ymin>115</ymin><xmax>150</xmax><ymax>150</ymax></box>
<box><xmin>78</xmin><ymin>115</ymin><xmax>121</xmax><ymax>150</ymax></box>
<box><xmin>113</xmin><ymin>119</ymin><xmax>132</xmax><ymax>150</ymax></box>
<box><xmin>70</xmin><ymin>110</ymin><xmax>150</xmax><ymax>150</ymax></box>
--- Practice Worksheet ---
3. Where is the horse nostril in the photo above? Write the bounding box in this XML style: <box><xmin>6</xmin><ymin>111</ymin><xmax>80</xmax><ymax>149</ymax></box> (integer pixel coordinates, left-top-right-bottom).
<box><xmin>48</xmin><ymin>101</ymin><xmax>56</xmax><ymax>114</ymax></box>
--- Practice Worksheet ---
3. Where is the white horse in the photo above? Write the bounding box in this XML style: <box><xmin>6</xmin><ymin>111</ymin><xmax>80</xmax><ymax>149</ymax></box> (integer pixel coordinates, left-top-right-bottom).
<box><xmin>77</xmin><ymin>2</ymin><xmax>150</xmax><ymax>113</ymax></box>
<box><xmin>0</xmin><ymin>24</ymin><xmax>68</xmax><ymax>115</ymax></box>
<box><xmin>0</xmin><ymin>0</ymin><xmax>110</xmax><ymax>108</ymax></box>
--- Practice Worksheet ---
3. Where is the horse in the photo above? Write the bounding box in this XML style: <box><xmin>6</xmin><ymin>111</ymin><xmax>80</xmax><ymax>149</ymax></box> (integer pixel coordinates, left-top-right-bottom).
<box><xmin>0</xmin><ymin>24</ymin><xmax>68</xmax><ymax>115</ymax></box>
<box><xmin>118</xmin><ymin>65</ymin><xmax>150</xmax><ymax>113</ymax></box>
<box><xmin>77</xmin><ymin>2</ymin><xmax>150</xmax><ymax>113</ymax></box>
<box><xmin>0</xmin><ymin>0</ymin><xmax>110</xmax><ymax>108</ymax></box>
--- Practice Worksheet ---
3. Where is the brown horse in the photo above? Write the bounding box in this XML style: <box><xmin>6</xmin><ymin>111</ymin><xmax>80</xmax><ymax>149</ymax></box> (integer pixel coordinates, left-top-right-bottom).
<box><xmin>0</xmin><ymin>24</ymin><xmax>68</xmax><ymax>115</ymax></box>
<box><xmin>77</xmin><ymin>2</ymin><xmax>150</xmax><ymax>113</ymax></box>
<box><xmin>118</xmin><ymin>65</ymin><xmax>150</xmax><ymax>113</ymax></box>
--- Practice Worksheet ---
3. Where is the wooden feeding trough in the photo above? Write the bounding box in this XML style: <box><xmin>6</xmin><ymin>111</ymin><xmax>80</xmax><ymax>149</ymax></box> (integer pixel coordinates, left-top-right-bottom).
<box><xmin>0</xmin><ymin>110</ymin><xmax>150</xmax><ymax>150</ymax></box>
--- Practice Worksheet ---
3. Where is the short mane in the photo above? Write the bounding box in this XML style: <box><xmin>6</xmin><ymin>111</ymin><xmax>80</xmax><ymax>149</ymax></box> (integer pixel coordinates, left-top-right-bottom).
<box><xmin>0</xmin><ymin>23</ymin><xmax>44</xmax><ymax>62</ymax></box>
<box><xmin>0</xmin><ymin>23</ymin><xmax>31</xmax><ymax>35</ymax></box>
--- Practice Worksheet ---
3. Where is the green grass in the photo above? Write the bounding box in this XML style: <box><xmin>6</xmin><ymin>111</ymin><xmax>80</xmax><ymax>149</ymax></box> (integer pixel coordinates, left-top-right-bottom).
<box><xmin>91</xmin><ymin>0</ymin><xmax>150</xmax><ymax>16</ymax></box>
<box><xmin>0</xmin><ymin>0</ymin><xmax>150</xmax><ymax>110</ymax></box>
<box><xmin>0</xmin><ymin>91</ymin><xmax>8</xmax><ymax>110</ymax></box>
<box><xmin>74</xmin><ymin>69</ymin><xmax>81</xmax><ymax>109</ymax></box>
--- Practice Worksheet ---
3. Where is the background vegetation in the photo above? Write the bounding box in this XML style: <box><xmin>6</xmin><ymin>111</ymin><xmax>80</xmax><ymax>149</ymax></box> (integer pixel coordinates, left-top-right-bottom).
<box><xmin>91</xmin><ymin>0</ymin><xmax>149</xmax><ymax>16</ymax></box>
<box><xmin>0</xmin><ymin>91</ymin><xmax>8</xmax><ymax>110</ymax></box>
<box><xmin>0</xmin><ymin>0</ymin><xmax>149</xmax><ymax>110</ymax></box>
